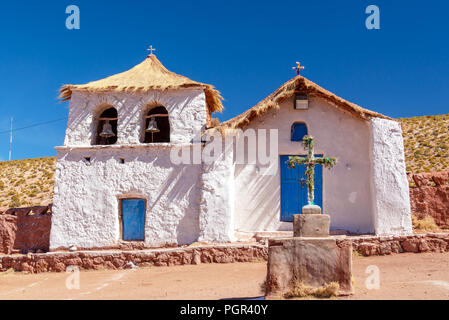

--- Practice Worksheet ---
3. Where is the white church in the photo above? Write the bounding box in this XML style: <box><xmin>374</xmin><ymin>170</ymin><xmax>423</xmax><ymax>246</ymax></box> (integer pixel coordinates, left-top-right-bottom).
<box><xmin>49</xmin><ymin>52</ymin><xmax>413</xmax><ymax>250</ymax></box>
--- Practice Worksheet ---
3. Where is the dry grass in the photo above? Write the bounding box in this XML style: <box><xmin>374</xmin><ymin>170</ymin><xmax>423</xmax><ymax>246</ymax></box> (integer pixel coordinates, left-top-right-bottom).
<box><xmin>60</xmin><ymin>55</ymin><xmax>224</xmax><ymax>113</ymax></box>
<box><xmin>412</xmin><ymin>215</ymin><xmax>441</xmax><ymax>233</ymax></box>
<box><xmin>0</xmin><ymin>157</ymin><xmax>55</xmax><ymax>210</ymax></box>
<box><xmin>399</xmin><ymin>114</ymin><xmax>449</xmax><ymax>173</ymax></box>
<box><xmin>285</xmin><ymin>282</ymin><xmax>340</xmax><ymax>299</ymax></box>
<box><xmin>218</xmin><ymin>76</ymin><xmax>389</xmax><ymax>132</ymax></box>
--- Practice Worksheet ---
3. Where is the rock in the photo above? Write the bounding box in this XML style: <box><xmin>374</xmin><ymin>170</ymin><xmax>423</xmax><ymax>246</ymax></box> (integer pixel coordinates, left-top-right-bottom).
<box><xmin>379</xmin><ymin>242</ymin><xmax>392</xmax><ymax>255</ymax></box>
<box><xmin>35</xmin><ymin>259</ymin><xmax>49</xmax><ymax>273</ymax></box>
<box><xmin>20</xmin><ymin>262</ymin><xmax>34</xmax><ymax>273</ymax></box>
<box><xmin>431</xmin><ymin>171</ymin><xmax>449</xmax><ymax>186</ymax></box>
<box><xmin>410</xmin><ymin>184</ymin><xmax>449</xmax><ymax>228</ymax></box>
<box><xmin>65</xmin><ymin>258</ymin><xmax>83</xmax><ymax>266</ymax></box>
<box><xmin>69</xmin><ymin>246</ymin><xmax>77</xmax><ymax>252</ymax></box>
<box><xmin>53</xmin><ymin>262</ymin><xmax>66</xmax><ymax>272</ymax></box>
<box><xmin>358</xmin><ymin>242</ymin><xmax>379</xmax><ymax>256</ymax></box>
<box><xmin>192</xmin><ymin>251</ymin><xmax>202</xmax><ymax>265</ymax></box>
<box><xmin>125</xmin><ymin>261</ymin><xmax>137</xmax><ymax>269</ymax></box>
<box><xmin>402</xmin><ymin>239</ymin><xmax>420</xmax><ymax>253</ymax></box>
<box><xmin>412</xmin><ymin>174</ymin><xmax>429</xmax><ymax>187</ymax></box>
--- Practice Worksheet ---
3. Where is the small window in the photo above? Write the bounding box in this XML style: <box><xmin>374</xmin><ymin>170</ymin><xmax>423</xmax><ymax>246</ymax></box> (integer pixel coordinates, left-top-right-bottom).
<box><xmin>294</xmin><ymin>94</ymin><xmax>309</xmax><ymax>110</ymax></box>
<box><xmin>291</xmin><ymin>123</ymin><xmax>308</xmax><ymax>142</ymax></box>
<box><xmin>143</xmin><ymin>106</ymin><xmax>170</xmax><ymax>143</ymax></box>
<box><xmin>96</xmin><ymin>107</ymin><xmax>118</xmax><ymax>145</ymax></box>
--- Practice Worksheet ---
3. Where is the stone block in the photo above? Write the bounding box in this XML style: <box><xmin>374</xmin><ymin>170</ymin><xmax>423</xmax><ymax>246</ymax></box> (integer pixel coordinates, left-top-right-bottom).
<box><xmin>265</xmin><ymin>237</ymin><xmax>353</xmax><ymax>297</ymax></box>
<box><xmin>301</xmin><ymin>204</ymin><xmax>322</xmax><ymax>215</ymax></box>
<box><xmin>293</xmin><ymin>214</ymin><xmax>330</xmax><ymax>237</ymax></box>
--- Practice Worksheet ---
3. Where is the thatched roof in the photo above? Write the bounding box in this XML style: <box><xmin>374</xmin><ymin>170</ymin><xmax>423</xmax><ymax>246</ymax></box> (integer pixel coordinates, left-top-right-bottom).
<box><xmin>59</xmin><ymin>55</ymin><xmax>224</xmax><ymax>113</ymax></box>
<box><xmin>218</xmin><ymin>76</ymin><xmax>390</xmax><ymax>130</ymax></box>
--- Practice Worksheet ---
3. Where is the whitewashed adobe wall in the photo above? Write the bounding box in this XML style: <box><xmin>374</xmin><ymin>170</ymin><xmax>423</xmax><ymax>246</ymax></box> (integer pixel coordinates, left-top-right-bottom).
<box><xmin>370</xmin><ymin>118</ymin><xmax>413</xmax><ymax>235</ymax></box>
<box><xmin>50</xmin><ymin>145</ymin><xmax>203</xmax><ymax>249</ymax></box>
<box><xmin>64</xmin><ymin>88</ymin><xmax>207</xmax><ymax>146</ymax></box>
<box><xmin>51</xmin><ymin>86</ymin><xmax>239</xmax><ymax>249</ymax></box>
<box><xmin>233</xmin><ymin>96</ymin><xmax>376</xmax><ymax>234</ymax></box>
<box><xmin>199</xmin><ymin>139</ymin><xmax>236</xmax><ymax>242</ymax></box>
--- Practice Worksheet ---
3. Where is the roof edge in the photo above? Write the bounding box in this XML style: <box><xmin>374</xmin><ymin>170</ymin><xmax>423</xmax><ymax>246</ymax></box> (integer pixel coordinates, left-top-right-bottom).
<box><xmin>217</xmin><ymin>76</ymin><xmax>390</xmax><ymax>130</ymax></box>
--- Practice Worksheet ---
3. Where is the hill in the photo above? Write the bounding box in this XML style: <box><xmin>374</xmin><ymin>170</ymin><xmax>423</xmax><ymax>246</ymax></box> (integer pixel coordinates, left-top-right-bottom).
<box><xmin>0</xmin><ymin>157</ymin><xmax>55</xmax><ymax>211</ymax></box>
<box><xmin>399</xmin><ymin>114</ymin><xmax>449</xmax><ymax>173</ymax></box>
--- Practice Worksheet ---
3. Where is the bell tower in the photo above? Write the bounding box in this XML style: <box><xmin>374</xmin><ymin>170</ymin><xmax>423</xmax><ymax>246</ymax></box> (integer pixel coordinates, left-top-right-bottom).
<box><xmin>51</xmin><ymin>52</ymin><xmax>225</xmax><ymax>250</ymax></box>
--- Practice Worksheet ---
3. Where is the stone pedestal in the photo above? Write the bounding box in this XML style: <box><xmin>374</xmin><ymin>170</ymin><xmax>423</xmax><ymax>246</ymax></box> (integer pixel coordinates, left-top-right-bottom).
<box><xmin>265</xmin><ymin>205</ymin><xmax>353</xmax><ymax>298</ymax></box>
<box><xmin>265</xmin><ymin>237</ymin><xmax>353</xmax><ymax>297</ymax></box>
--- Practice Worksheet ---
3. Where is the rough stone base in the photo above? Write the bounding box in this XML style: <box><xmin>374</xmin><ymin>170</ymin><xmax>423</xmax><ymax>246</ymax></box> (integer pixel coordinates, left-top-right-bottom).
<box><xmin>265</xmin><ymin>237</ymin><xmax>353</xmax><ymax>297</ymax></box>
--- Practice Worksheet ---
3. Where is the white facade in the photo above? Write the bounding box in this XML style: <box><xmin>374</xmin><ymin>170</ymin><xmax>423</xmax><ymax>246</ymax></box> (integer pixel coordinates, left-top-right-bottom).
<box><xmin>50</xmin><ymin>88</ymin><xmax>235</xmax><ymax>250</ymax></box>
<box><xmin>51</xmin><ymin>72</ymin><xmax>412</xmax><ymax>250</ymax></box>
<box><xmin>233</xmin><ymin>96</ymin><xmax>412</xmax><ymax>236</ymax></box>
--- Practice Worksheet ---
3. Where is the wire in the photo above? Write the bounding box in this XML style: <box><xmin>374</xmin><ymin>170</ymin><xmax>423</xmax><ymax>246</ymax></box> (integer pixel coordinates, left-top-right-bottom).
<box><xmin>0</xmin><ymin>118</ymin><xmax>67</xmax><ymax>135</ymax></box>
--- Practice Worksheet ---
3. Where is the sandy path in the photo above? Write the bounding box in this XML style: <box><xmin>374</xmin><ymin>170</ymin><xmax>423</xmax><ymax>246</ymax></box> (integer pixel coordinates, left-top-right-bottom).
<box><xmin>1</xmin><ymin>253</ymin><xmax>449</xmax><ymax>300</ymax></box>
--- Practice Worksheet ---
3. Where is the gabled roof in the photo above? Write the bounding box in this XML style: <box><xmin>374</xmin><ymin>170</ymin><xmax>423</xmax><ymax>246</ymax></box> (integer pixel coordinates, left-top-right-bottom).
<box><xmin>59</xmin><ymin>55</ymin><xmax>224</xmax><ymax>113</ymax></box>
<box><xmin>218</xmin><ymin>76</ymin><xmax>390</xmax><ymax>130</ymax></box>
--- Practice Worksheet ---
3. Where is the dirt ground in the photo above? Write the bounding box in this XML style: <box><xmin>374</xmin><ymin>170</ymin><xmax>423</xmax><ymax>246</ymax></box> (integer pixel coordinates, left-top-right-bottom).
<box><xmin>1</xmin><ymin>252</ymin><xmax>449</xmax><ymax>300</ymax></box>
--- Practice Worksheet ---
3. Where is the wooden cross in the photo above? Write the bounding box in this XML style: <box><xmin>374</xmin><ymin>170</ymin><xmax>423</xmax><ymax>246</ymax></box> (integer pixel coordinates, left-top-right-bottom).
<box><xmin>288</xmin><ymin>136</ymin><xmax>337</xmax><ymax>206</ymax></box>
<box><xmin>292</xmin><ymin>62</ymin><xmax>305</xmax><ymax>76</ymax></box>
<box><xmin>147</xmin><ymin>45</ymin><xmax>156</xmax><ymax>56</ymax></box>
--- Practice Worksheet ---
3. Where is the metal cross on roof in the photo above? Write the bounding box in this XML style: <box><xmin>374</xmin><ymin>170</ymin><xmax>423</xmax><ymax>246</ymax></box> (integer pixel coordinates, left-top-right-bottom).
<box><xmin>147</xmin><ymin>45</ymin><xmax>156</xmax><ymax>56</ymax></box>
<box><xmin>292</xmin><ymin>62</ymin><xmax>305</xmax><ymax>76</ymax></box>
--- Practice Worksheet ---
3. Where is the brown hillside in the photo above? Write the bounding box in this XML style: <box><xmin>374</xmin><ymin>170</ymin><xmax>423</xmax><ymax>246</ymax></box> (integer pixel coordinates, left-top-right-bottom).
<box><xmin>0</xmin><ymin>157</ymin><xmax>55</xmax><ymax>211</ymax></box>
<box><xmin>399</xmin><ymin>114</ymin><xmax>449</xmax><ymax>173</ymax></box>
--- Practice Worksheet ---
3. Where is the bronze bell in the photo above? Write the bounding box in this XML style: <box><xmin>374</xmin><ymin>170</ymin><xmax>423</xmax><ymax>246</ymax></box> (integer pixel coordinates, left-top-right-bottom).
<box><xmin>100</xmin><ymin>120</ymin><xmax>115</xmax><ymax>138</ymax></box>
<box><xmin>146</xmin><ymin>118</ymin><xmax>160</xmax><ymax>133</ymax></box>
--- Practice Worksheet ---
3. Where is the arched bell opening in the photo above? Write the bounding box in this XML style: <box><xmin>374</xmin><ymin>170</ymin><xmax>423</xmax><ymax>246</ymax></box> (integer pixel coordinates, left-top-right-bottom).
<box><xmin>143</xmin><ymin>106</ymin><xmax>170</xmax><ymax>143</ymax></box>
<box><xmin>96</xmin><ymin>107</ymin><xmax>118</xmax><ymax>145</ymax></box>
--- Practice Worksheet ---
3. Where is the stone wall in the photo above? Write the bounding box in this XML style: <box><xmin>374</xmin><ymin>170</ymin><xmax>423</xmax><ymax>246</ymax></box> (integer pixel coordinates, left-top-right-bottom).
<box><xmin>0</xmin><ymin>206</ymin><xmax>52</xmax><ymax>254</ymax></box>
<box><xmin>0</xmin><ymin>244</ymin><xmax>267</xmax><ymax>274</ymax></box>
<box><xmin>345</xmin><ymin>233</ymin><xmax>449</xmax><ymax>256</ymax></box>
<box><xmin>408</xmin><ymin>171</ymin><xmax>449</xmax><ymax>228</ymax></box>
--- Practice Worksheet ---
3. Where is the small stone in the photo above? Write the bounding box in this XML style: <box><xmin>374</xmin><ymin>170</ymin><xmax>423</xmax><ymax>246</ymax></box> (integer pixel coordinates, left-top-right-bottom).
<box><xmin>69</xmin><ymin>246</ymin><xmax>77</xmax><ymax>252</ymax></box>
<box><xmin>125</xmin><ymin>261</ymin><xmax>138</xmax><ymax>269</ymax></box>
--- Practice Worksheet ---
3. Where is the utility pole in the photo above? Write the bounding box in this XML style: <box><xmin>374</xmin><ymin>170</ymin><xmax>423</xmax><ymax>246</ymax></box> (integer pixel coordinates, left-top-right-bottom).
<box><xmin>9</xmin><ymin>118</ymin><xmax>13</xmax><ymax>161</ymax></box>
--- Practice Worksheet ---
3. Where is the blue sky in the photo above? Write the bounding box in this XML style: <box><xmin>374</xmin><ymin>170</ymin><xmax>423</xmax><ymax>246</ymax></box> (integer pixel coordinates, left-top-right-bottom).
<box><xmin>0</xmin><ymin>0</ymin><xmax>448</xmax><ymax>160</ymax></box>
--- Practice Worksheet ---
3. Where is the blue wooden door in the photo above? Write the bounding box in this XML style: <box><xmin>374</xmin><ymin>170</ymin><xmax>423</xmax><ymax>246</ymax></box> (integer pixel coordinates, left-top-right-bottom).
<box><xmin>280</xmin><ymin>155</ymin><xmax>323</xmax><ymax>222</ymax></box>
<box><xmin>121</xmin><ymin>199</ymin><xmax>146</xmax><ymax>241</ymax></box>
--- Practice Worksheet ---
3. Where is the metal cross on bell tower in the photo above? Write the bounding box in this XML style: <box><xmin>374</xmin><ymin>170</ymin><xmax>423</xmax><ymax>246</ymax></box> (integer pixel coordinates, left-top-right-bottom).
<box><xmin>147</xmin><ymin>45</ymin><xmax>156</xmax><ymax>56</ymax></box>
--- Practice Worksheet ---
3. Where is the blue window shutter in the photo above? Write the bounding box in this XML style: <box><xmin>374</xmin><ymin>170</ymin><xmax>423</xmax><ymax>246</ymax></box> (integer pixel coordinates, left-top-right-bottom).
<box><xmin>291</xmin><ymin>123</ymin><xmax>308</xmax><ymax>141</ymax></box>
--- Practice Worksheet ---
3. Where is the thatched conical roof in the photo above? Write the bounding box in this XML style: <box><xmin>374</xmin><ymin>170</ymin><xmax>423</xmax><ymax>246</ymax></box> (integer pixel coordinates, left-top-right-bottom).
<box><xmin>59</xmin><ymin>55</ymin><xmax>224</xmax><ymax>113</ymax></box>
<box><xmin>217</xmin><ymin>76</ymin><xmax>390</xmax><ymax>131</ymax></box>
